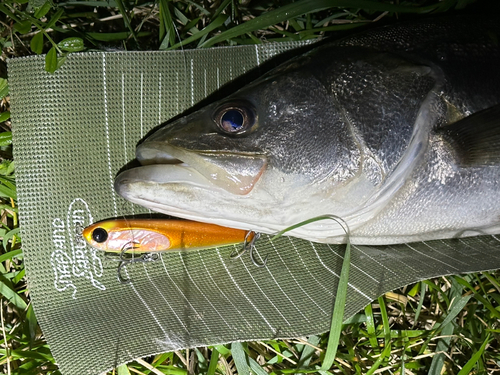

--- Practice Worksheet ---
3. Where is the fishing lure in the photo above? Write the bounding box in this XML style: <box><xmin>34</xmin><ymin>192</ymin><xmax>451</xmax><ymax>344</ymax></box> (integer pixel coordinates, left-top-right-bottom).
<box><xmin>82</xmin><ymin>218</ymin><xmax>261</xmax><ymax>283</ymax></box>
<box><xmin>82</xmin><ymin>218</ymin><xmax>255</xmax><ymax>253</ymax></box>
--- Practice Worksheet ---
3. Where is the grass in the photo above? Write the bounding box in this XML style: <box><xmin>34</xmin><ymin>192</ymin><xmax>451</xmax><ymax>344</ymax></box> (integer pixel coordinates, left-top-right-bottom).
<box><xmin>1</xmin><ymin>0</ymin><xmax>500</xmax><ymax>374</ymax></box>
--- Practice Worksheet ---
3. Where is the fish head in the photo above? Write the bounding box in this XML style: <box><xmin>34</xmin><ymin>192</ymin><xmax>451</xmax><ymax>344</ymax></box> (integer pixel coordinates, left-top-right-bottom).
<box><xmin>115</xmin><ymin>60</ymin><xmax>378</xmax><ymax>237</ymax></box>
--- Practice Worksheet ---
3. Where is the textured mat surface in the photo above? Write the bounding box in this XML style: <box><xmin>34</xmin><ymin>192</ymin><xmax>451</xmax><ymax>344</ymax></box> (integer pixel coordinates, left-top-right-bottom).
<box><xmin>9</xmin><ymin>42</ymin><xmax>500</xmax><ymax>374</ymax></box>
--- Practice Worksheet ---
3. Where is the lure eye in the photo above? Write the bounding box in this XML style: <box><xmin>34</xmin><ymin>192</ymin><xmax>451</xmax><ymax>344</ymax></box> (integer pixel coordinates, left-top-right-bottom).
<box><xmin>213</xmin><ymin>101</ymin><xmax>256</xmax><ymax>135</ymax></box>
<box><xmin>92</xmin><ymin>228</ymin><xmax>108</xmax><ymax>243</ymax></box>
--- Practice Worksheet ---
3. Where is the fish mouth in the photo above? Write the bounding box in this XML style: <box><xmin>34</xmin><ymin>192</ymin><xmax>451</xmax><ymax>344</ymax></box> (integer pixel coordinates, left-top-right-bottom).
<box><xmin>119</xmin><ymin>141</ymin><xmax>267</xmax><ymax>196</ymax></box>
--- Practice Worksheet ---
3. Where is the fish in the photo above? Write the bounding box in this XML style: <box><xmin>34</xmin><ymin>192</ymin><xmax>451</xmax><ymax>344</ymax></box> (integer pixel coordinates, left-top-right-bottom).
<box><xmin>115</xmin><ymin>17</ymin><xmax>500</xmax><ymax>245</ymax></box>
<box><xmin>82</xmin><ymin>219</ymin><xmax>253</xmax><ymax>253</ymax></box>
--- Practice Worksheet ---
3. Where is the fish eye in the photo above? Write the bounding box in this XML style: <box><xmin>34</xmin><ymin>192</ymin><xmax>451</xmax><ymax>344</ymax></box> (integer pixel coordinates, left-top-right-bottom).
<box><xmin>213</xmin><ymin>101</ymin><xmax>256</xmax><ymax>135</ymax></box>
<box><xmin>92</xmin><ymin>228</ymin><xmax>108</xmax><ymax>243</ymax></box>
<box><xmin>222</xmin><ymin>110</ymin><xmax>244</xmax><ymax>131</ymax></box>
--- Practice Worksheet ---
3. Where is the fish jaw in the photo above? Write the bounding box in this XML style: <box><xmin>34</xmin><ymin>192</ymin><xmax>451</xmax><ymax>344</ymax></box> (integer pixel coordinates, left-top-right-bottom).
<box><xmin>115</xmin><ymin>165</ymin><xmax>374</xmax><ymax>242</ymax></box>
<box><xmin>114</xmin><ymin>168</ymin><xmax>270</xmax><ymax>230</ymax></box>
<box><xmin>135</xmin><ymin>142</ymin><xmax>267</xmax><ymax>195</ymax></box>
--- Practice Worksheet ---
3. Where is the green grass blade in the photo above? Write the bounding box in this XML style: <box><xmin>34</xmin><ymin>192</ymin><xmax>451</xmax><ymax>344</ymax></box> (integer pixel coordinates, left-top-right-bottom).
<box><xmin>298</xmin><ymin>22</ymin><xmax>367</xmax><ymax>36</ymax></box>
<box><xmin>483</xmin><ymin>271</ymin><xmax>500</xmax><ymax>291</ymax></box>
<box><xmin>7</xmin><ymin>348</ymin><xmax>54</xmax><ymax>361</ymax></box>
<box><xmin>0</xmin><ymin>3</ymin><xmax>22</xmax><ymax>23</ymax></box>
<box><xmin>413</xmin><ymin>281</ymin><xmax>426</xmax><ymax>324</ymax></box>
<box><xmin>213</xmin><ymin>344</ymin><xmax>230</xmax><ymax>356</ymax></box>
<box><xmin>271</xmin><ymin>214</ymin><xmax>349</xmax><ymax>241</ymax></box>
<box><xmin>183</xmin><ymin>17</ymin><xmax>201</xmax><ymax>36</ymax></box>
<box><xmin>0</xmin><ymin>204</ymin><xmax>17</xmax><ymax>213</ymax></box>
<box><xmin>457</xmin><ymin>334</ymin><xmax>490</xmax><ymax>375</ymax></box>
<box><xmin>343</xmin><ymin>313</ymin><xmax>366</xmax><ymax>324</ymax></box>
<box><xmin>365</xmin><ymin>343</ymin><xmax>392</xmax><ymax>375</ymax></box>
<box><xmin>231</xmin><ymin>342</ymin><xmax>250</xmax><ymax>375</ymax></box>
<box><xmin>429</xmin><ymin>277</ymin><xmax>464</xmax><ymax>374</ymax></box>
<box><xmin>435</xmin><ymin>295</ymin><xmax>471</xmax><ymax>330</ymax></box>
<box><xmin>200</xmin><ymin>0</ymin><xmax>331</xmax><ymax>47</ymax></box>
<box><xmin>206</xmin><ymin>347</ymin><xmax>219</xmax><ymax>375</ymax></box>
<box><xmin>2</xmin><ymin>2</ymin><xmax>495</xmax><ymax>374</ymax></box>
<box><xmin>116</xmin><ymin>363</ymin><xmax>131</xmax><ymax>375</ymax></box>
<box><xmin>0</xmin><ymin>249</ymin><xmax>22</xmax><ymax>263</ymax></box>
<box><xmin>320</xmin><ymin>240</ymin><xmax>350</xmax><ymax>370</ymax></box>
<box><xmin>297</xmin><ymin>335</ymin><xmax>320</xmax><ymax>369</ymax></box>
<box><xmin>173</xmin><ymin>6</ymin><xmax>189</xmax><ymax>26</ymax></box>
<box><xmin>269</xmin><ymin>214</ymin><xmax>351</xmax><ymax>371</ymax></box>
<box><xmin>377</xmin><ymin>296</ymin><xmax>391</xmax><ymax>341</ymax></box>
<box><xmin>0</xmin><ymin>131</ymin><xmax>12</xmax><ymax>146</ymax></box>
<box><xmin>211</xmin><ymin>0</ymin><xmax>232</xmax><ymax>20</ymax></box>
<box><xmin>114</xmin><ymin>0</ymin><xmax>138</xmax><ymax>42</ymax></box>
<box><xmin>289</xmin><ymin>18</ymin><xmax>305</xmax><ymax>32</ymax></box>
<box><xmin>87</xmin><ymin>31</ymin><xmax>150</xmax><ymax>41</ymax></box>
<box><xmin>194</xmin><ymin>348</ymin><xmax>207</xmax><ymax>370</ymax></box>
<box><xmin>12</xmin><ymin>268</ymin><xmax>25</xmax><ymax>284</ymax></box>
<box><xmin>248</xmin><ymin>356</ymin><xmax>269</xmax><ymax>375</ymax></box>
<box><xmin>0</xmin><ymin>275</ymin><xmax>27</xmax><ymax>310</ymax></box>
<box><xmin>184</xmin><ymin>0</ymin><xmax>210</xmax><ymax>16</ymax></box>
<box><xmin>0</xmin><ymin>175</ymin><xmax>16</xmax><ymax>189</ymax></box>
<box><xmin>0</xmin><ymin>78</ymin><xmax>8</xmax><ymax>100</ymax></box>
<box><xmin>45</xmin><ymin>7</ymin><xmax>64</xmax><ymax>30</ymax></box>
<box><xmin>26</xmin><ymin>303</ymin><xmax>38</xmax><ymax>346</ymax></box>
<box><xmin>158</xmin><ymin>0</ymin><xmax>176</xmax><ymax>48</ymax></box>
<box><xmin>0</xmin><ymin>184</ymin><xmax>16</xmax><ymax>200</ymax></box>
<box><xmin>199</xmin><ymin>0</ymin><xmax>453</xmax><ymax>48</ymax></box>
<box><xmin>3</xmin><ymin>228</ymin><xmax>20</xmax><ymax>250</ymax></box>
<box><xmin>57</xmin><ymin>0</ymin><xmax>118</xmax><ymax>6</ymax></box>
<box><xmin>428</xmin><ymin>321</ymin><xmax>454</xmax><ymax>375</ymax></box>
<box><xmin>364</xmin><ymin>304</ymin><xmax>379</xmax><ymax>350</ymax></box>
<box><xmin>166</xmin><ymin>14</ymin><xmax>228</xmax><ymax>50</ymax></box>
<box><xmin>456</xmin><ymin>277</ymin><xmax>500</xmax><ymax>319</ymax></box>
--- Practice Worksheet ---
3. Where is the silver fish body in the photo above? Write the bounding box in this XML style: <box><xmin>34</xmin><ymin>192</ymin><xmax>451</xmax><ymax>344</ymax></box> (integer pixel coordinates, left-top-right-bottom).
<box><xmin>116</xmin><ymin>17</ymin><xmax>500</xmax><ymax>245</ymax></box>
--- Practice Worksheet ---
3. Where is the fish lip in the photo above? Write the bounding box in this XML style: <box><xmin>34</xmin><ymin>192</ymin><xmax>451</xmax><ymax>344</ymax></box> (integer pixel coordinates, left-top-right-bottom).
<box><xmin>136</xmin><ymin>141</ymin><xmax>184</xmax><ymax>165</ymax></box>
<box><xmin>130</xmin><ymin>142</ymin><xmax>268</xmax><ymax>195</ymax></box>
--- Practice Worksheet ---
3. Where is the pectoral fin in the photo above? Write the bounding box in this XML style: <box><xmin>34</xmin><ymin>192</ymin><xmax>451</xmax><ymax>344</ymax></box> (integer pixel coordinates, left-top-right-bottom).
<box><xmin>440</xmin><ymin>104</ymin><xmax>500</xmax><ymax>166</ymax></box>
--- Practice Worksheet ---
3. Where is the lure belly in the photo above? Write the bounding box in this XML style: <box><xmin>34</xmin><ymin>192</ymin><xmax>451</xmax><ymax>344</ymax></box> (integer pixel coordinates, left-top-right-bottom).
<box><xmin>82</xmin><ymin>218</ymin><xmax>253</xmax><ymax>253</ymax></box>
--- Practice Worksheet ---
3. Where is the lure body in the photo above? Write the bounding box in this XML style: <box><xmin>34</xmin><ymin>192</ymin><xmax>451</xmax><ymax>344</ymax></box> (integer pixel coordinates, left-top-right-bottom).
<box><xmin>82</xmin><ymin>219</ymin><xmax>253</xmax><ymax>253</ymax></box>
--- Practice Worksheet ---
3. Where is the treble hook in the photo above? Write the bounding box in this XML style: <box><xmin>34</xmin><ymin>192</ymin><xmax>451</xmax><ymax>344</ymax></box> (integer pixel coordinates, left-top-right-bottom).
<box><xmin>105</xmin><ymin>242</ymin><xmax>159</xmax><ymax>284</ymax></box>
<box><xmin>230</xmin><ymin>232</ymin><xmax>266</xmax><ymax>267</ymax></box>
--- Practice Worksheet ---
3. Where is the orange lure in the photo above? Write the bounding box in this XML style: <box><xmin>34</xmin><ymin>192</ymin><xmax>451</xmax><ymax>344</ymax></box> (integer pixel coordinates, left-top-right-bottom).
<box><xmin>82</xmin><ymin>218</ymin><xmax>254</xmax><ymax>254</ymax></box>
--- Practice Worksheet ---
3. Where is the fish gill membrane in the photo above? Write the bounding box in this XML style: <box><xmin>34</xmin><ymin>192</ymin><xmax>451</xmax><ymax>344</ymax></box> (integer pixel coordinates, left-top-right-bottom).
<box><xmin>115</xmin><ymin>16</ymin><xmax>500</xmax><ymax>246</ymax></box>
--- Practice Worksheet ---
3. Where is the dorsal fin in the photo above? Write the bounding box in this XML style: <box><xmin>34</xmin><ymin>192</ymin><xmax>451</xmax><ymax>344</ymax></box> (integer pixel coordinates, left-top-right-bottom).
<box><xmin>439</xmin><ymin>104</ymin><xmax>500</xmax><ymax>166</ymax></box>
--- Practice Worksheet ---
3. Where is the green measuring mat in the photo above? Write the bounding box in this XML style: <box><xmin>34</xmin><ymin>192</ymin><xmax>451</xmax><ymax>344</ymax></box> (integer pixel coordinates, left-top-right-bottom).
<box><xmin>8</xmin><ymin>44</ymin><xmax>500</xmax><ymax>375</ymax></box>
